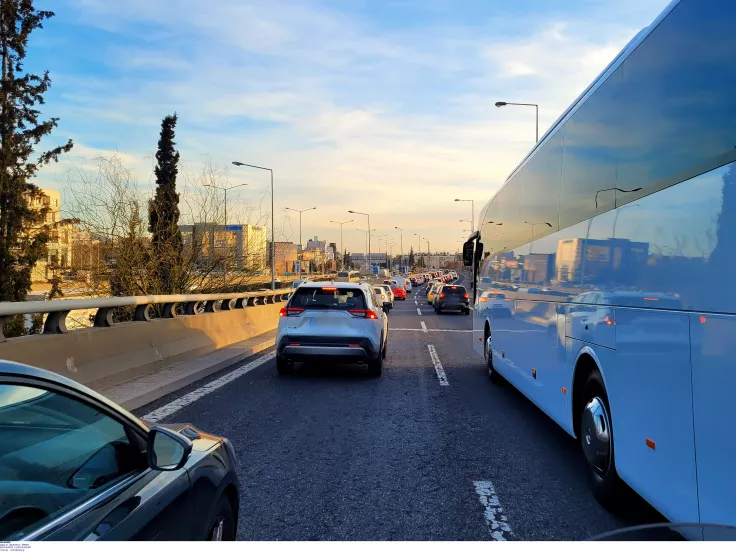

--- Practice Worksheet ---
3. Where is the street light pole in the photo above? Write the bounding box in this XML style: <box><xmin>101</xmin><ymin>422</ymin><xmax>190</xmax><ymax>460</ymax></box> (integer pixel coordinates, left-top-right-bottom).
<box><xmin>423</xmin><ymin>238</ymin><xmax>431</xmax><ymax>268</ymax></box>
<box><xmin>285</xmin><ymin>206</ymin><xmax>316</xmax><ymax>279</ymax></box>
<box><xmin>413</xmin><ymin>233</ymin><xmax>422</xmax><ymax>269</ymax></box>
<box><xmin>495</xmin><ymin>101</ymin><xmax>539</xmax><ymax>143</ymax></box>
<box><xmin>330</xmin><ymin>219</ymin><xmax>353</xmax><ymax>270</ymax></box>
<box><xmin>454</xmin><ymin>199</ymin><xmax>475</xmax><ymax>232</ymax></box>
<box><xmin>348</xmin><ymin>210</ymin><xmax>371</xmax><ymax>273</ymax></box>
<box><xmin>203</xmin><ymin>182</ymin><xmax>248</xmax><ymax>288</ymax></box>
<box><xmin>231</xmin><ymin>161</ymin><xmax>275</xmax><ymax>290</ymax></box>
<box><xmin>394</xmin><ymin>226</ymin><xmax>403</xmax><ymax>271</ymax></box>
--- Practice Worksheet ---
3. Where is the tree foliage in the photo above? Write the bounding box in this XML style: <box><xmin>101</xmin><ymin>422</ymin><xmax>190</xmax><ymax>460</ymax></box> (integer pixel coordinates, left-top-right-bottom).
<box><xmin>148</xmin><ymin>113</ymin><xmax>183</xmax><ymax>294</ymax></box>
<box><xmin>0</xmin><ymin>1</ymin><xmax>72</xmax><ymax>335</ymax></box>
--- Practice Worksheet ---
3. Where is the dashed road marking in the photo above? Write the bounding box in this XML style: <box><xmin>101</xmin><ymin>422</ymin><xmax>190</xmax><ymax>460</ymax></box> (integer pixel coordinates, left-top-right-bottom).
<box><xmin>427</xmin><ymin>344</ymin><xmax>449</xmax><ymax>386</ymax></box>
<box><xmin>420</xmin><ymin>321</ymin><xmax>427</xmax><ymax>333</ymax></box>
<box><xmin>142</xmin><ymin>352</ymin><xmax>276</xmax><ymax>424</ymax></box>
<box><xmin>417</xmin><ymin>308</ymin><xmax>422</xmax><ymax>315</ymax></box>
<box><xmin>390</xmin><ymin>328</ymin><xmax>472</xmax><ymax>333</ymax></box>
<box><xmin>473</xmin><ymin>480</ymin><xmax>514</xmax><ymax>541</ymax></box>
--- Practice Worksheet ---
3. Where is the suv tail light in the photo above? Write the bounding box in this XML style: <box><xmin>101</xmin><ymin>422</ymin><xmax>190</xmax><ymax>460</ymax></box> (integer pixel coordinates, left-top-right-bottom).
<box><xmin>439</xmin><ymin>292</ymin><xmax>445</xmax><ymax>298</ymax></box>
<box><xmin>464</xmin><ymin>293</ymin><xmax>469</xmax><ymax>299</ymax></box>
<box><xmin>279</xmin><ymin>307</ymin><xmax>304</xmax><ymax>317</ymax></box>
<box><xmin>349</xmin><ymin>309</ymin><xmax>379</xmax><ymax>319</ymax></box>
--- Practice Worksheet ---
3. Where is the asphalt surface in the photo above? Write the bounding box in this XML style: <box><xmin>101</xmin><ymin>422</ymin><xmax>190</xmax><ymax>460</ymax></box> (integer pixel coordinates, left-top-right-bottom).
<box><xmin>135</xmin><ymin>272</ymin><xmax>663</xmax><ymax>541</ymax></box>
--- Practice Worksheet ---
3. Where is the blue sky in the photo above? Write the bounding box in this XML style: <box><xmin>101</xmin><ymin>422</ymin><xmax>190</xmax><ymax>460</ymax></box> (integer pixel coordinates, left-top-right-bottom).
<box><xmin>32</xmin><ymin>0</ymin><xmax>668</xmax><ymax>254</ymax></box>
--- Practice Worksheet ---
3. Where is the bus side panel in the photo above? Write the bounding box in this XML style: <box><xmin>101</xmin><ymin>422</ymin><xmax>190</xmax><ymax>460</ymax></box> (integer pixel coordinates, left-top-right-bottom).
<box><xmin>689</xmin><ymin>314</ymin><xmax>736</xmax><ymax>526</ymax></box>
<box><xmin>611</xmin><ymin>308</ymin><xmax>699</xmax><ymax>523</ymax></box>
<box><xmin>512</xmin><ymin>300</ymin><xmax>567</xmax><ymax>429</ymax></box>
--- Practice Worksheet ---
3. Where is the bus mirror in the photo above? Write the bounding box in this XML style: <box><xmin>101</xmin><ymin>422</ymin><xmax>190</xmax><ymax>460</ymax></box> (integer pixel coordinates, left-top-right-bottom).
<box><xmin>463</xmin><ymin>242</ymin><xmax>474</xmax><ymax>266</ymax></box>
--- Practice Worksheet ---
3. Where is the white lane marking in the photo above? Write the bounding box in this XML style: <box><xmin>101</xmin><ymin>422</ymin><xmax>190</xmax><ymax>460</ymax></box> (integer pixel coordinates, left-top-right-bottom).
<box><xmin>390</xmin><ymin>328</ymin><xmax>472</xmax><ymax>333</ymax></box>
<box><xmin>494</xmin><ymin>329</ymin><xmax>546</xmax><ymax>333</ymax></box>
<box><xmin>473</xmin><ymin>480</ymin><xmax>514</xmax><ymax>541</ymax></box>
<box><xmin>414</xmin><ymin>300</ymin><xmax>418</xmax><ymax>305</ymax></box>
<box><xmin>417</xmin><ymin>308</ymin><xmax>422</xmax><ymax>316</ymax></box>
<box><xmin>142</xmin><ymin>352</ymin><xmax>276</xmax><ymax>424</ymax></box>
<box><xmin>420</xmin><ymin>321</ymin><xmax>428</xmax><ymax>333</ymax></box>
<box><xmin>427</xmin><ymin>344</ymin><xmax>449</xmax><ymax>386</ymax></box>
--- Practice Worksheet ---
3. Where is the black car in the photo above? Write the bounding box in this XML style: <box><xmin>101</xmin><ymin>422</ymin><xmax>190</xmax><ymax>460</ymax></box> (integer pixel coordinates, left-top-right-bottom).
<box><xmin>433</xmin><ymin>284</ymin><xmax>470</xmax><ymax>315</ymax></box>
<box><xmin>0</xmin><ymin>361</ymin><xmax>239</xmax><ymax>541</ymax></box>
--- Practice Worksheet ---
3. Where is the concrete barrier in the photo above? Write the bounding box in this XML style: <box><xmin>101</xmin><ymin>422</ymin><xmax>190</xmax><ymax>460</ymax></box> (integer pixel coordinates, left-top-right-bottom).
<box><xmin>0</xmin><ymin>290</ymin><xmax>287</xmax><ymax>393</ymax></box>
<box><xmin>0</xmin><ymin>303</ymin><xmax>281</xmax><ymax>391</ymax></box>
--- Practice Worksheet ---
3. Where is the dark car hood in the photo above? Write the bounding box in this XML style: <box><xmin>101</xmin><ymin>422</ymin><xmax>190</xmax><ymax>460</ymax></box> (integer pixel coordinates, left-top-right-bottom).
<box><xmin>156</xmin><ymin>423</ymin><xmax>223</xmax><ymax>453</ymax></box>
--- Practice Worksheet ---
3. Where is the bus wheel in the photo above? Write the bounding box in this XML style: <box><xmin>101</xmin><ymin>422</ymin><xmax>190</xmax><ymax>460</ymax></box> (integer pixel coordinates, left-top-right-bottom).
<box><xmin>580</xmin><ymin>370</ymin><xmax>626</xmax><ymax>510</ymax></box>
<box><xmin>484</xmin><ymin>333</ymin><xmax>503</xmax><ymax>384</ymax></box>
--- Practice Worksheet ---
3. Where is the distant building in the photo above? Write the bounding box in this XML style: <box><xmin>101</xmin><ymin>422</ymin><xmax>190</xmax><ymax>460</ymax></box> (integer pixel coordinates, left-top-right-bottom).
<box><xmin>180</xmin><ymin>223</ymin><xmax>268</xmax><ymax>271</ymax></box>
<box><xmin>272</xmin><ymin>242</ymin><xmax>298</xmax><ymax>274</ymax></box>
<box><xmin>29</xmin><ymin>188</ymin><xmax>80</xmax><ymax>282</ymax></box>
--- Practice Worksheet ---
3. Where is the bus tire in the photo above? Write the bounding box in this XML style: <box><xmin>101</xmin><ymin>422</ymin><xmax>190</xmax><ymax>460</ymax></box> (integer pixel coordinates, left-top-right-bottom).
<box><xmin>580</xmin><ymin>370</ymin><xmax>626</xmax><ymax>510</ymax></box>
<box><xmin>484</xmin><ymin>332</ymin><xmax>503</xmax><ymax>385</ymax></box>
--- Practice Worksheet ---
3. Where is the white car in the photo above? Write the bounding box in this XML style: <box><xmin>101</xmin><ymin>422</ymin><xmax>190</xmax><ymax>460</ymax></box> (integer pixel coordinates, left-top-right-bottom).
<box><xmin>373</xmin><ymin>285</ymin><xmax>393</xmax><ymax>312</ymax></box>
<box><xmin>276</xmin><ymin>282</ymin><xmax>388</xmax><ymax>376</ymax></box>
<box><xmin>380</xmin><ymin>283</ymin><xmax>395</xmax><ymax>305</ymax></box>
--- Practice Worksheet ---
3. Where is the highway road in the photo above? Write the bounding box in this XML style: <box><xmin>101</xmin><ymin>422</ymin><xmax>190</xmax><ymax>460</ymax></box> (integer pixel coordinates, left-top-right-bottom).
<box><xmin>134</xmin><ymin>273</ymin><xmax>662</xmax><ymax>541</ymax></box>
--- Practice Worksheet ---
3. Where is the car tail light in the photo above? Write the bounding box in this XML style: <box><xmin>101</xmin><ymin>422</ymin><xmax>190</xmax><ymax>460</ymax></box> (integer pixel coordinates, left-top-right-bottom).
<box><xmin>279</xmin><ymin>307</ymin><xmax>304</xmax><ymax>317</ymax></box>
<box><xmin>480</xmin><ymin>297</ymin><xmax>487</xmax><ymax>302</ymax></box>
<box><xmin>464</xmin><ymin>293</ymin><xmax>469</xmax><ymax>299</ymax></box>
<box><xmin>349</xmin><ymin>309</ymin><xmax>378</xmax><ymax>319</ymax></box>
<box><xmin>440</xmin><ymin>292</ymin><xmax>445</xmax><ymax>298</ymax></box>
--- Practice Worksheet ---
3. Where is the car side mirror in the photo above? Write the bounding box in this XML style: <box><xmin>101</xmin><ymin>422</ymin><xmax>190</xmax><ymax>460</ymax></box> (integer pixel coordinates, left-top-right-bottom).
<box><xmin>147</xmin><ymin>427</ymin><xmax>193</xmax><ymax>471</ymax></box>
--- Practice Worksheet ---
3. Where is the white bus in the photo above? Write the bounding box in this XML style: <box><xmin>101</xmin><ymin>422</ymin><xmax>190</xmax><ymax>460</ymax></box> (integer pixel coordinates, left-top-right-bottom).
<box><xmin>464</xmin><ymin>0</ymin><xmax>735</xmax><ymax>530</ymax></box>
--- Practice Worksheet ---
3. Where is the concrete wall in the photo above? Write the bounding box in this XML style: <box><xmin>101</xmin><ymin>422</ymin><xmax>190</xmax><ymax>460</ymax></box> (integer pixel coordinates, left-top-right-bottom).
<box><xmin>0</xmin><ymin>303</ymin><xmax>281</xmax><ymax>391</ymax></box>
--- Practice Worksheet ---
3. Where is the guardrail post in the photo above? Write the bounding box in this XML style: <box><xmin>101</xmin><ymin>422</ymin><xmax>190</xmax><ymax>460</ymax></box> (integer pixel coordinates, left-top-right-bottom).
<box><xmin>265</xmin><ymin>295</ymin><xmax>274</xmax><ymax>304</ymax></box>
<box><xmin>43</xmin><ymin>311</ymin><xmax>69</xmax><ymax>334</ymax></box>
<box><xmin>184</xmin><ymin>302</ymin><xmax>199</xmax><ymax>315</ymax></box>
<box><xmin>204</xmin><ymin>300</ymin><xmax>220</xmax><ymax>313</ymax></box>
<box><xmin>93</xmin><ymin>307</ymin><xmax>115</xmax><ymax>328</ymax></box>
<box><xmin>255</xmin><ymin>296</ymin><xmax>265</xmax><ymax>306</ymax></box>
<box><xmin>281</xmin><ymin>293</ymin><xmax>290</xmax><ymax>301</ymax></box>
<box><xmin>220</xmin><ymin>299</ymin><xmax>234</xmax><ymax>310</ymax></box>
<box><xmin>246</xmin><ymin>297</ymin><xmax>256</xmax><ymax>307</ymax></box>
<box><xmin>233</xmin><ymin>298</ymin><xmax>245</xmax><ymax>309</ymax></box>
<box><xmin>134</xmin><ymin>304</ymin><xmax>152</xmax><ymax>322</ymax></box>
<box><xmin>161</xmin><ymin>303</ymin><xmax>177</xmax><ymax>318</ymax></box>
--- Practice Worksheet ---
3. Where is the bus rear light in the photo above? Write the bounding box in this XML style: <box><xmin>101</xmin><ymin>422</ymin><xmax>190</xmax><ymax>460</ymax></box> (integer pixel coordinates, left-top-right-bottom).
<box><xmin>561</xmin><ymin>387</ymin><xmax>567</xmax><ymax>394</ymax></box>
<box><xmin>700</xmin><ymin>316</ymin><xmax>707</xmax><ymax>324</ymax></box>
<box><xmin>348</xmin><ymin>344</ymin><xmax>360</xmax><ymax>348</ymax></box>
<box><xmin>604</xmin><ymin>315</ymin><xmax>616</xmax><ymax>326</ymax></box>
<box><xmin>643</xmin><ymin>297</ymin><xmax>658</xmax><ymax>301</ymax></box>
<box><xmin>646</xmin><ymin>438</ymin><xmax>656</xmax><ymax>450</ymax></box>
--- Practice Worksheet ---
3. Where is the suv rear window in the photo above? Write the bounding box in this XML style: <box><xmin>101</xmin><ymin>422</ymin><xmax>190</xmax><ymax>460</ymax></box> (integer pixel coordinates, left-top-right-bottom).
<box><xmin>444</xmin><ymin>286</ymin><xmax>467</xmax><ymax>295</ymax></box>
<box><xmin>289</xmin><ymin>287</ymin><xmax>366</xmax><ymax>310</ymax></box>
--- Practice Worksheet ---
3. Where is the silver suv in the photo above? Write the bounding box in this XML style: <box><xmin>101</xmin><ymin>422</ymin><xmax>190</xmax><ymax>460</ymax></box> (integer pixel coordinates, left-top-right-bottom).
<box><xmin>276</xmin><ymin>282</ymin><xmax>388</xmax><ymax>376</ymax></box>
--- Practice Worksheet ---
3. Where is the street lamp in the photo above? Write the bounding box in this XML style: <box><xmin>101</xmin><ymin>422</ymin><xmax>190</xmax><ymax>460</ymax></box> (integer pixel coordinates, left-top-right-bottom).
<box><xmin>330</xmin><ymin>219</ymin><xmax>353</xmax><ymax>270</ymax></box>
<box><xmin>394</xmin><ymin>226</ymin><xmax>404</xmax><ymax>271</ymax></box>
<box><xmin>454</xmin><ymin>199</ymin><xmax>475</xmax><ymax>232</ymax></box>
<box><xmin>285</xmin><ymin>206</ymin><xmax>316</xmax><ymax>279</ymax></box>
<box><xmin>524</xmin><ymin>220</ymin><xmax>553</xmax><ymax>238</ymax></box>
<box><xmin>423</xmin><ymin>237</ymin><xmax>430</xmax><ymax>268</ymax></box>
<box><xmin>594</xmin><ymin>187</ymin><xmax>642</xmax><ymax>209</ymax></box>
<box><xmin>232</xmin><ymin>160</ymin><xmax>275</xmax><ymax>290</ymax></box>
<box><xmin>413</xmin><ymin>232</ymin><xmax>422</xmax><ymax>268</ymax></box>
<box><xmin>203</xmin><ymin>182</ymin><xmax>248</xmax><ymax>288</ymax></box>
<box><xmin>372</xmin><ymin>233</ymin><xmax>386</xmax><ymax>269</ymax></box>
<box><xmin>348</xmin><ymin>210</ymin><xmax>371</xmax><ymax>271</ymax></box>
<box><xmin>355</xmin><ymin>228</ymin><xmax>375</xmax><ymax>272</ymax></box>
<box><xmin>495</xmin><ymin>101</ymin><xmax>539</xmax><ymax>143</ymax></box>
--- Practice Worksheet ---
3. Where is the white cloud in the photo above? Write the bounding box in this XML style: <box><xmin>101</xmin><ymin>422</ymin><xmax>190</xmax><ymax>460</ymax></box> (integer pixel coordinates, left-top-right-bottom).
<box><xmin>38</xmin><ymin>0</ymin><xmax>669</xmax><ymax>253</ymax></box>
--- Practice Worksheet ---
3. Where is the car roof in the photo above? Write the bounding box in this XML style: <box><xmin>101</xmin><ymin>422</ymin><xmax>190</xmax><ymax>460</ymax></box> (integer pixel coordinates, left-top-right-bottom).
<box><xmin>299</xmin><ymin>281</ymin><xmax>365</xmax><ymax>289</ymax></box>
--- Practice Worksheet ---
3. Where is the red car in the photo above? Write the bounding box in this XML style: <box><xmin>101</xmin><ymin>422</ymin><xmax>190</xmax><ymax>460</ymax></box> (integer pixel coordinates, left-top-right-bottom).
<box><xmin>392</xmin><ymin>284</ymin><xmax>407</xmax><ymax>300</ymax></box>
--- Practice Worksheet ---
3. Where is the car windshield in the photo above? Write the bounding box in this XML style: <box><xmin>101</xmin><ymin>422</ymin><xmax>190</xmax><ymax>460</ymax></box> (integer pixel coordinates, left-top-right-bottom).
<box><xmin>289</xmin><ymin>287</ymin><xmax>366</xmax><ymax>310</ymax></box>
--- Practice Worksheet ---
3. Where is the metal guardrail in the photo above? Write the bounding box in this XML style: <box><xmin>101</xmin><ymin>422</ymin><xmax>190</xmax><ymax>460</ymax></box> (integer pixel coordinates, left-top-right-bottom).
<box><xmin>0</xmin><ymin>289</ymin><xmax>292</xmax><ymax>339</ymax></box>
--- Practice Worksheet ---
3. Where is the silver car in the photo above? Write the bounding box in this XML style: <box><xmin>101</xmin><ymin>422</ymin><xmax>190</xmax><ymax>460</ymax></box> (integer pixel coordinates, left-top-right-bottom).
<box><xmin>276</xmin><ymin>282</ymin><xmax>388</xmax><ymax>376</ymax></box>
